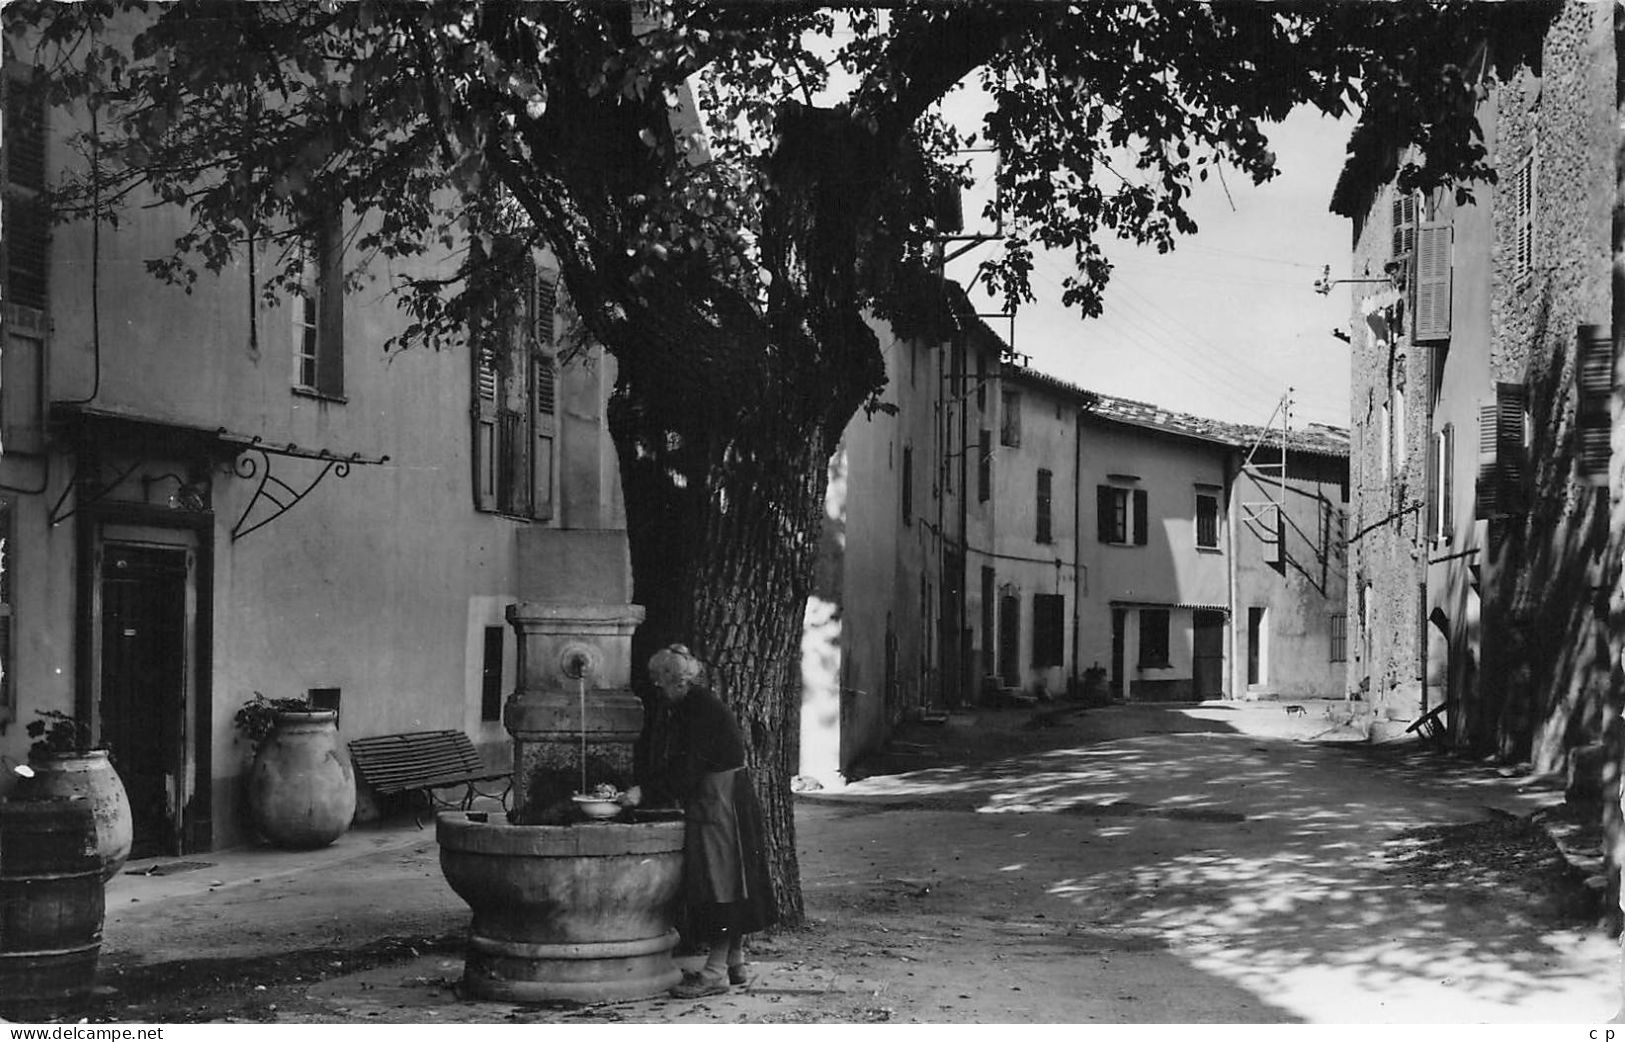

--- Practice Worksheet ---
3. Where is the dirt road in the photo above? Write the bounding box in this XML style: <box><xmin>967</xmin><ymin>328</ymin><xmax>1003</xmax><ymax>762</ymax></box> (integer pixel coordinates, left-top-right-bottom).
<box><xmin>9</xmin><ymin>699</ymin><xmax>1617</xmax><ymax>1024</ymax></box>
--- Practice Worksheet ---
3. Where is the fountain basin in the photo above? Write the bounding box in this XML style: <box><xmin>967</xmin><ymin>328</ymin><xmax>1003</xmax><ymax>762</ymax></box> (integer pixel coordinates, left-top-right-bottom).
<box><xmin>437</xmin><ymin>811</ymin><xmax>686</xmax><ymax>1002</ymax></box>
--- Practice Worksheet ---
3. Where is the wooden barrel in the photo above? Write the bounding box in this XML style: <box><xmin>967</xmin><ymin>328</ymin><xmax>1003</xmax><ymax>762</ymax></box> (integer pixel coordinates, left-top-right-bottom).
<box><xmin>0</xmin><ymin>797</ymin><xmax>105</xmax><ymax>1003</ymax></box>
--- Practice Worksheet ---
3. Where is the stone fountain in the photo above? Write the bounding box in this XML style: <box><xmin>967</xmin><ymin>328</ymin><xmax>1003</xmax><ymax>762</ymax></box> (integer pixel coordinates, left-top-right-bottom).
<box><xmin>436</xmin><ymin>533</ymin><xmax>686</xmax><ymax>1003</ymax></box>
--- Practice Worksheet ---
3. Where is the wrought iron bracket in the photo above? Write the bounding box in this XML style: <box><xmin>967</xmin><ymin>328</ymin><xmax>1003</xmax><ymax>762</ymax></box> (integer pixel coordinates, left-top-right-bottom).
<box><xmin>227</xmin><ymin>434</ymin><xmax>390</xmax><ymax>542</ymax></box>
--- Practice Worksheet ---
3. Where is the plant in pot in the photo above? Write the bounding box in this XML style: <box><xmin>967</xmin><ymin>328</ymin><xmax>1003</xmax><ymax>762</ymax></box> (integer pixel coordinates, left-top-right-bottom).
<box><xmin>14</xmin><ymin>708</ymin><xmax>134</xmax><ymax>881</ymax></box>
<box><xmin>237</xmin><ymin>693</ymin><xmax>356</xmax><ymax>850</ymax></box>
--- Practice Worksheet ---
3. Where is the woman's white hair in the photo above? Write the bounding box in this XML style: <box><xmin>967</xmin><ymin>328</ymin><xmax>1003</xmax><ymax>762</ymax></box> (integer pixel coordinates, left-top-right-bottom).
<box><xmin>648</xmin><ymin>643</ymin><xmax>703</xmax><ymax>683</ymax></box>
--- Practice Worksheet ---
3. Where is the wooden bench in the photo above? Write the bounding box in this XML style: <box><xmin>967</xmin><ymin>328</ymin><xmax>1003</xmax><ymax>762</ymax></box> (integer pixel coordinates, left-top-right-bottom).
<box><xmin>348</xmin><ymin>730</ymin><xmax>511</xmax><ymax>826</ymax></box>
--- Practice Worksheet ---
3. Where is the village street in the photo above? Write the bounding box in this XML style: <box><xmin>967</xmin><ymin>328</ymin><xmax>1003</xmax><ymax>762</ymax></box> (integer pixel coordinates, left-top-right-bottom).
<box><xmin>14</xmin><ymin>700</ymin><xmax>1617</xmax><ymax>1026</ymax></box>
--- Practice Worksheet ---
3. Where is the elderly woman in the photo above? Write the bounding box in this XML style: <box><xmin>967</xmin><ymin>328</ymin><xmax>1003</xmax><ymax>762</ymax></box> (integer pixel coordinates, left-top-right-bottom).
<box><xmin>621</xmin><ymin>643</ymin><xmax>776</xmax><ymax>998</ymax></box>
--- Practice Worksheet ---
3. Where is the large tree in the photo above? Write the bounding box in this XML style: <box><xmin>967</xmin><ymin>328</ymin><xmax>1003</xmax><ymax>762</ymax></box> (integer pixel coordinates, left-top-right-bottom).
<box><xmin>5</xmin><ymin>0</ymin><xmax>1546</xmax><ymax>924</ymax></box>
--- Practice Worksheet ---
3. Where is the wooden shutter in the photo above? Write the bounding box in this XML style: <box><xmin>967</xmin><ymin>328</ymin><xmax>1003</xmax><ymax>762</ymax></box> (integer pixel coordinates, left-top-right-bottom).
<box><xmin>473</xmin><ymin>345</ymin><xmax>500</xmax><ymax>511</ymax></box>
<box><xmin>1413</xmin><ymin>224</ymin><xmax>1452</xmax><ymax>342</ymax></box>
<box><xmin>4</xmin><ymin>79</ymin><xmax>48</xmax><ymax>314</ymax></box>
<box><xmin>315</xmin><ymin>207</ymin><xmax>345</xmax><ymax>398</ymax></box>
<box><xmin>1441</xmin><ymin>423</ymin><xmax>1455</xmax><ymax>540</ymax></box>
<box><xmin>530</xmin><ymin>270</ymin><xmax>558</xmax><ymax>520</ymax></box>
<box><xmin>1426</xmin><ymin>428</ymin><xmax>1440</xmax><ymax>538</ymax></box>
<box><xmin>1391</xmin><ymin>193</ymin><xmax>1417</xmax><ymax>260</ymax></box>
<box><xmin>1097</xmin><ymin>486</ymin><xmax>1114</xmax><ymax>543</ymax></box>
<box><xmin>1477</xmin><ymin>383</ymin><xmax>1527</xmax><ymax>517</ymax></box>
<box><xmin>1035</xmin><ymin>468</ymin><xmax>1052</xmax><ymax>543</ymax></box>
<box><xmin>1576</xmin><ymin>324</ymin><xmax>1613</xmax><ymax>484</ymax></box>
<box><xmin>1132</xmin><ymin>488</ymin><xmax>1149</xmax><ymax>546</ymax></box>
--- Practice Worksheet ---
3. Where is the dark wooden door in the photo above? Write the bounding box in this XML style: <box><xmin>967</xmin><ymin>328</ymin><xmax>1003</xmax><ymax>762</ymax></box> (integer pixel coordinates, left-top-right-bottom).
<box><xmin>1110</xmin><ymin>609</ymin><xmax>1125</xmax><ymax>699</ymax></box>
<box><xmin>1193</xmin><ymin>610</ymin><xmax>1225</xmax><ymax>698</ymax></box>
<box><xmin>998</xmin><ymin>595</ymin><xmax>1020</xmax><ymax>687</ymax></box>
<box><xmin>100</xmin><ymin>544</ymin><xmax>189</xmax><ymax>858</ymax></box>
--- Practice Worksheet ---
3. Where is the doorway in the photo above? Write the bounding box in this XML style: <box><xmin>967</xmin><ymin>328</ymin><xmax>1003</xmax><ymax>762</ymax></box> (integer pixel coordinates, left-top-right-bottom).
<box><xmin>97</xmin><ymin>538</ymin><xmax>197</xmax><ymax>858</ymax></box>
<box><xmin>1110</xmin><ymin>609</ymin><xmax>1126</xmax><ymax>699</ymax></box>
<box><xmin>1247</xmin><ymin>606</ymin><xmax>1267</xmax><ymax>688</ymax></box>
<box><xmin>1193</xmin><ymin>610</ymin><xmax>1225</xmax><ymax>698</ymax></box>
<box><xmin>997</xmin><ymin>594</ymin><xmax>1020</xmax><ymax>687</ymax></box>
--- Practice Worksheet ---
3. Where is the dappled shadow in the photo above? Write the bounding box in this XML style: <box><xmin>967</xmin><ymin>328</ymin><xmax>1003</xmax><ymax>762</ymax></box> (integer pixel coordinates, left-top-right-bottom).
<box><xmin>812</xmin><ymin>709</ymin><xmax>1615</xmax><ymax>1020</ymax></box>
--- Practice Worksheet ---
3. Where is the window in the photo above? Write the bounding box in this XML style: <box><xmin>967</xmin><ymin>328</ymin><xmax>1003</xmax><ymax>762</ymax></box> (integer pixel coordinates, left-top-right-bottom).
<box><xmin>1138</xmin><ymin>609</ymin><xmax>1170</xmax><ymax>669</ymax></box>
<box><xmin>1476</xmin><ymin>382</ymin><xmax>1528</xmax><ymax>517</ymax></box>
<box><xmin>1379</xmin><ymin>403</ymin><xmax>1391</xmax><ymax>484</ymax></box>
<box><xmin>901</xmin><ymin>445</ymin><xmax>913</xmax><ymax>526</ymax></box>
<box><xmin>481</xmin><ymin>626</ymin><xmax>505</xmax><ymax>722</ymax></box>
<box><xmin>1428</xmin><ymin>424</ymin><xmax>1455</xmax><ymax>541</ymax></box>
<box><xmin>0</xmin><ymin>497</ymin><xmax>11</xmax><ymax>724</ymax></box>
<box><xmin>1195</xmin><ymin>491</ymin><xmax>1220</xmax><ymax>549</ymax></box>
<box><xmin>1391</xmin><ymin>191</ymin><xmax>1417</xmax><ymax>263</ymax></box>
<box><xmin>977</xmin><ymin>429</ymin><xmax>991</xmax><ymax>502</ymax></box>
<box><xmin>1511</xmin><ymin>153</ymin><xmax>1535</xmax><ymax>280</ymax></box>
<box><xmin>4</xmin><ymin>73</ymin><xmax>47</xmax><ymax>313</ymax></box>
<box><xmin>1035</xmin><ymin>468</ymin><xmax>1053</xmax><ymax>543</ymax></box>
<box><xmin>308</xmin><ymin>687</ymin><xmax>341</xmax><ymax>722</ymax></box>
<box><xmin>1392</xmin><ymin>388</ymin><xmax>1406</xmax><ymax>479</ymax></box>
<box><xmin>1413</xmin><ymin>222</ymin><xmax>1452</xmax><ymax>342</ymax></box>
<box><xmin>292</xmin><ymin>204</ymin><xmax>345</xmax><ymax>398</ymax></box>
<box><xmin>1032</xmin><ymin>594</ymin><xmax>1064</xmax><ymax>667</ymax></box>
<box><xmin>474</xmin><ymin>264</ymin><xmax>558</xmax><ymax>518</ymax></box>
<box><xmin>1097</xmin><ymin>485</ymin><xmax>1148</xmax><ymax>545</ymax></box>
<box><xmin>1329</xmin><ymin>613</ymin><xmax>1347</xmax><ymax>663</ymax></box>
<box><xmin>1577</xmin><ymin>324</ymin><xmax>1613</xmax><ymax>485</ymax></box>
<box><xmin>1000</xmin><ymin>390</ymin><xmax>1022</xmax><ymax>447</ymax></box>
<box><xmin>976</xmin><ymin>353</ymin><xmax>988</xmax><ymax>411</ymax></box>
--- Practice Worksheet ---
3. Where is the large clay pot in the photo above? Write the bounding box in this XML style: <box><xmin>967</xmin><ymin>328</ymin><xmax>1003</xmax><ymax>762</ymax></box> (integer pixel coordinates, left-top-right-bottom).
<box><xmin>15</xmin><ymin>751</ymin><xmax>134</xmax><ymax>882</ymax></box>
<box><xmin>248</xmin><ymin>710</ymin><xmax>356</xmax><ymax>849</ymax></box>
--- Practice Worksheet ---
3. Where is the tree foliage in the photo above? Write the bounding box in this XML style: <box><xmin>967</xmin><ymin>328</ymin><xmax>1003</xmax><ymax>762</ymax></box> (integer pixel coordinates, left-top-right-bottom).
<box><xmin>2</xmin><ymin>0</ymin><xmax>1550</xmax><ymax>923</ymax></box>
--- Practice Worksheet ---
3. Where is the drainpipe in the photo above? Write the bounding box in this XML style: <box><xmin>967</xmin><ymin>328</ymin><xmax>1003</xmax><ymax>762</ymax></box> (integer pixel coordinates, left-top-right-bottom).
<box><xmin>1071</xmin><ymin>404</ymin><xmax>1083</xmax><ymax>693</ymax></box>
<box><xmin>1226</xmin><ymin>448</ymin><xmax>1240</xmax><ymax>700</ymax></box>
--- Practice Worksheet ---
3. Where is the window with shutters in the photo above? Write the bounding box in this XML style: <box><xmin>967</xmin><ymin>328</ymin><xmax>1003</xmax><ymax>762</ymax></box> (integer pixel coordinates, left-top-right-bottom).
<box><xmin>1032</xmin><ymin>594</ymin><xmax>1064</xmax><ymax>667</ymax></box>
<box><xmin>977</xmin><ymin>429</ymin><xmax>991</xmax><ymax>503</ymax></box>
<box><xmin>1413</xmin><ymin>223</ymin><xmax>1452</xmax><ymax>342</ymax></box>
<box><xmin>1195</xmin><ymin>491</ymin><xmax>1220</xmax><ymax>549</ymax></box>
<box><xmin>292</xmin><ymin>204</ymin><xmax>345</xmax><ymax>399</ymax></box>
<box><xmin>1329</xmin><ymin>613</ymin><xmax>1347</xmax><ymax>664</ymax></box>
<box><xmin>976</xmin><ymin>353</ymin><xmax>988</xmax><ymax>411</ymax></box>
<box><xmin>1000</xmin><ymin>390</ymin><xmax>1022</xmax><ymax>447</ymax></box>
<box><xmin>1391</xmin><ymin>192</ymin><xmax>1418</xmax><ymax>264</ymax></box>
<box><xmin>473</xmin><ymin>264</ymin><xmax>558</xmax><ymax>519</ymax></box>
<box><xmin>1138</xmin><ymin>609</ymin><xmax>1170</xmax><ymax>669</ymax></box>
<box><xmin>1035</xmin><ymin>468</ymin><xmax>1053</xmax><ymax>543</ymax></box>
<box><xmin>1511</xmin><ymin>154</ymin><xmax>1535</xmax><ymax>280</ymax></box>
<box><xmin>1097</xmin><ymin>485</ymin><xmax>1148</xmax><ymax>546</ymax></box>
<box><xmin>1477</xmin><ymin>383</ymin><xmax>1528</xmax><ymax>517</ymax></box>
<box><xmin>1576</xmin><ymin>324</ymin><xmax>1612</xmax><ymax>485</ymax></box>
<box><xmin>980</xmin><ymin>566</ymin><xmax>995</xmax><ymax>677</ymax></box>
<box><xmin>3</xmin><ymin>71</ymin><xmax>47</xmax><ymax>314</ymax></box>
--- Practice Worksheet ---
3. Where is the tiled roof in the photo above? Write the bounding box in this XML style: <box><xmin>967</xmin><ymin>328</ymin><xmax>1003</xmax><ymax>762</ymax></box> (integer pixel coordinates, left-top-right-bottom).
<box><xmin>1006</xmin><ymin>365</ymin><xmax>1350</xmax><ymax>459</ymax></box>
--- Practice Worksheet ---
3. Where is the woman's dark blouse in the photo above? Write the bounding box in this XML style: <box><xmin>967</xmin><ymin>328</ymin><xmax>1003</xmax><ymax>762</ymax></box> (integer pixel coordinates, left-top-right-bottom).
<box><xmin>638</xmin><ymin>686</ymin><xmax>745</xmax><ymax>805</ymax></box>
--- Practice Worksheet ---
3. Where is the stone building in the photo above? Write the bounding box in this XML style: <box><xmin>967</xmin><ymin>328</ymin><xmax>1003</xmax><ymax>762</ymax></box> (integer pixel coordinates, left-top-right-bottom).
<box><xmin>0</xmin><ymin>49</ymin><xmax>626</xmax><ymax>854</ymax></box>
<box><xmin>804</xmin><ymin>283</ymin><xmax>1350</xmax><ymax>782</ymax></box>
<box><xmin>1332</xmin><ymin>0</ymin><xmax>1620</xmax><ymax>776</ymax></box>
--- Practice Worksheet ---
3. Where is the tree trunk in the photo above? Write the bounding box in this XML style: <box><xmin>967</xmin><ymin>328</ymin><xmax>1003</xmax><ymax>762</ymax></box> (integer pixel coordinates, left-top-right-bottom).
<box><xmin>610</xmin><ymin>360</ymin><xmax>837</xmax><ymax>927</ymax></box>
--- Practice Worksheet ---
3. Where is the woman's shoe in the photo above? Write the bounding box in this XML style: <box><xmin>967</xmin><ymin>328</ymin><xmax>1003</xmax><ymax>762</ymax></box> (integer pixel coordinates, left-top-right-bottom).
<box><xmin>670</xmin><ymin>976</ymin><xmax>729</xmax><ymax>999</ymax></box>
<box><xmin>727</xmin><ymin>963</ymin><xmax>750</xmax><ymax>986</ymax></box>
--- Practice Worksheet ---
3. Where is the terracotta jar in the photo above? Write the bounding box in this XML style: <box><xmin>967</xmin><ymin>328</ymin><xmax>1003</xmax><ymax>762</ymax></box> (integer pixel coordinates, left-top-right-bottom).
<box><xmin>247</xmin><ymin>710</ymin><xmax>356</xmax><ymax>849</ymax></box>
<box><xmin>16</xmin><ymin>750</ymin><xmax>134</xmax><ymax>882</ymax></box>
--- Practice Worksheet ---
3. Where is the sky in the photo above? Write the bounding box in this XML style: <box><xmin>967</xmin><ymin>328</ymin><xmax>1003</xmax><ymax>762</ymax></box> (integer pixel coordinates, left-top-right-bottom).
<box><xmin>940</xmin><ymin>105</ymin><xmax>1358</xmax><ymax>434</ymax></box>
